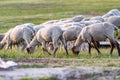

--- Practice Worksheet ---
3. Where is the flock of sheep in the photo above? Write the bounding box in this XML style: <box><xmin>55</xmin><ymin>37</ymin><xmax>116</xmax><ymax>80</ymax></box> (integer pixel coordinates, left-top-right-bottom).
<box><xmin>0</xmin><ymin>9</ymin><xmax>120</xmax><ymax>57</ymax></box>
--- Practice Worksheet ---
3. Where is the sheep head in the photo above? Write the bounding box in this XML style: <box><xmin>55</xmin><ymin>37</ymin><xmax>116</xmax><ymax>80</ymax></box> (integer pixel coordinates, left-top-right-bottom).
<box><xmin>26</xmin><ymin>46</ymin><xmax>34</xmax><ymax>54</ymax></box>
<box><xmin>71</xmin><ymin>46</ymin><xmax>79</xmax><ymax>55</ymax></box>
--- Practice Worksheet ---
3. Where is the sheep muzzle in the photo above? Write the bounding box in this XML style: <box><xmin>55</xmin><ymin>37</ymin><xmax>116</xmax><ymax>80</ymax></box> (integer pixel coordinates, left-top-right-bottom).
<box><xmin>26</xmin><ymin>48</ymin><xmax>31</xmax><ymax>54</ymax></box>
<box><xmin>71</xmin><ymin>46</ymin><xmax>79</xmax><ymax>55</ymax></box>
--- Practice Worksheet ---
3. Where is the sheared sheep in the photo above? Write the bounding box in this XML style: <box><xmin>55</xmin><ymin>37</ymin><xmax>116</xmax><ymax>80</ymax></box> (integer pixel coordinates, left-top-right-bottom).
<box><xmin>0</xmin><ymin>28</ymin><xmax>13</xmax><ymax>49</ymax></box>
<box><xmin>0</xmin><ymin>25</ymin><xmax>34</xmax><ymax>50</ymax></box>
<box><xmin>71</xmin><ymin>15</ymin><xmax>85</xmax><ymax>22</ymax></box>
<box><xmin>26</xmin><ymin>26</ymin><xmax>68</xmax><ymax>57</ymax></box>
<box><xmin>90</xmin><ymin>16</ymin><xmax>105</xmax><ymax>22</ymax></box>
<box><xmin>102</xmin><ymin>9</ymin><xmax>120</xmax><ymax>19</ymax></box>
<box><xmin>72</xmin><ymin>22</ymin><xmax>120</xmax><ymax>56</ymax></box>
<box><xmin>33</xmin><ymin>24</ymin><xmax>45</xmax><ymax>33</ymax></box>
<box><xmin>106</xmin><ymin>16</ymin><xmax>120</xmax><ymax>29</ymax></box>
<box><xmin>80</xmin><ymin>20</ymin><xmax>102</xmax><ymax>26</ymax></box>
<box><xmin>15</xmin><ymin>23</ymin><xmax>35</xmax><ymax>36</ymax></box>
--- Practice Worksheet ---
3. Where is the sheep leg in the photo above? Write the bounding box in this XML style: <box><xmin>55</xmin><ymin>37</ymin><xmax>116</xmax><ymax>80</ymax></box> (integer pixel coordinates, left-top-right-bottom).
<box><xmin>42</xmin><ymin>42</ymin><xmax>51</xmax><ymax>55</ymax></box>
<box><xmin>60</xmin><ymin>36</ymin><xmax>68</xmax><ymax>56</ymax></box>
<box><xmin>109</xmin><ymin>40</ymin><xmax>114</xmax><ymax>55</ymax></box>
<box><xmin>114</xmin><ymin>41</ymin><xmax>120</xmax><ymax>56</ymax></box>
<box><xmin>6</xmin><ymin>40</ymin><xmax>12</xmax><ymax>50</ymax></box>
<box><xmin>107</xmin><ymin>34</ymin><xmax>120</xmax><ymax>56</ymax></box>
<box><xmin>52</xmin><ymin>38</ymin><xmax>59</xmax><ymax>57</ymax></box>
<box><xmin>88</xmin><ymin>43</ymin><xmax>91</xmax><ymax>54</ymax></box>
<box><xmin>91</xmin><ymin>38</ymin><xmax>101</xmax><ymax>55</ymax></box>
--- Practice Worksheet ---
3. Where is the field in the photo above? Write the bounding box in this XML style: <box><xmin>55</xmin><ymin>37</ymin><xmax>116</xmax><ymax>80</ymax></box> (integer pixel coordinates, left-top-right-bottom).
<box><xmin>0</xmin><ymin>0</ymin><xmax>120</xmax><ymax>67</ymax></box>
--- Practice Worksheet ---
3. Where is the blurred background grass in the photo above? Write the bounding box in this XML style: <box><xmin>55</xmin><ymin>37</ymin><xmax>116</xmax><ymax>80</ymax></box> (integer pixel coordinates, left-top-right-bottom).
<box><xmin>0</xmin><ymin>0</ymin><xmax>120</xmax><ymax>32</ymax></box>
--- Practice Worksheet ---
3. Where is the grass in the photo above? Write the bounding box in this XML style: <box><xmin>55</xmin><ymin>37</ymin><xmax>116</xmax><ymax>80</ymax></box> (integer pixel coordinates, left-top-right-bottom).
<box><xmin>0</xmin><ymin>0</ymin><xmax>120</xmax><ymax>67</ymax></box>
<box><xmin>0</xmin><ymin>0</ymin><xmax>120</xmax><ymax>32</ymax></box>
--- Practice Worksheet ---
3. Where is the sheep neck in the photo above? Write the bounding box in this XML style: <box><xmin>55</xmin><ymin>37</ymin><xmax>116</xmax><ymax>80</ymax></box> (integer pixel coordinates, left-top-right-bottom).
<box><xmin>74</xmin><ymin>37</ymin><xmax>84</xmax><ymax>48</ymax></box>
<box><xmin>30</xmin><ymin>37</ymin><xmax>39</xmax><ymax>48</ymax></box>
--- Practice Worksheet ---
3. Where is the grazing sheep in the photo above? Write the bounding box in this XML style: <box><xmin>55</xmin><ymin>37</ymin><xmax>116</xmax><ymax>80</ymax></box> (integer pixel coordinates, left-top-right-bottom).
<box><xmin>106</xmin><ymin>16</ymin><xmax>120</xmax><ymax>29</ymax></box>
<box><xmin>72</xmin><ymin>22</ymin><xmax>120</xmax><ymax>56</ymax></box>
<box><xmin>62</xmin><ymin>26</ymin><xmax>83</xmax><ymax>41</ymax></box>
<box><xmin>15</xmin><ymin>23</ymin><xmax>35</xmax><ymax>36</ymax></box>
<box><xmin>26</xmin><ymin>26</ymin><xmax>68</xmax><ymax>57</ymax></box>
<box><xmin>0</xmin><ymin>28</ymin><xmax>14</xmax><ymax>49</ymax></box>
<box><xmin>0</xmin><ymin>25</ymin><xmax>34</xmax><ymax>50</ymax></box>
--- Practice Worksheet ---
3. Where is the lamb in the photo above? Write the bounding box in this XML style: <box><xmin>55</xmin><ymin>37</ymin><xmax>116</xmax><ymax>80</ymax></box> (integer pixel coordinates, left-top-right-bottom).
<box><xmin>106</xmin><ymin>16</ymin><xmax>120</xmax><ymax>29</ymax></box>
<box><xmin>72</xmin><ymin>22</ymin><xmax>120</xmax><ymax>56</ymax></box>
<box><xmin>26</xmin><ymin>26</ymin><xmax>68</xmax><ymax>57</ymax></box>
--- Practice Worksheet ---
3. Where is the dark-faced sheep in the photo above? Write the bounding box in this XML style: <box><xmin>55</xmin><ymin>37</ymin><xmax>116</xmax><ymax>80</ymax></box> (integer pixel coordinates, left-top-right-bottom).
<box><xmin>72</xmin><ymin>22</ymin><xmax>120</xmax><ymax>56</ymax></box>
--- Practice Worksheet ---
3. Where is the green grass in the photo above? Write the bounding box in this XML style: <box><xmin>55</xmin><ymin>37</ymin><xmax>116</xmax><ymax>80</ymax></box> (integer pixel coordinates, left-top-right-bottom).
<box><xmin>0</xmin><ymin>0</ymin><xmax>120</xmax><ymax>32</ymax></box>
<box><xmin>0</xmin><ymin>0</ymin><xmax>120</xmax><ymax>67</ymax></box>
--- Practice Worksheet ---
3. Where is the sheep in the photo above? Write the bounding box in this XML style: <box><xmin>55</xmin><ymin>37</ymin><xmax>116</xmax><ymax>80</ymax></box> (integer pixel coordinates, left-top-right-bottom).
<box><xmin>0</xmin><ymin>25</ymin><xmax>34</xmax><ymax>50</ymax></box>
<box><xmin>80</xmin><ymin>20</ymin><xmax>102</xmax><ymax>26</ymax></box>
<box><xmin>72</xmin><ymin>22</ymin><xmax>120</xmax><ymax>56</ymax></box>
<box><xmin>26</xmin><ymin>26</ymin><xmax>68</xmax><ymax>57</ymax></box>
<box><xmin>90</xmin><ymin>16</ymin><xmax>105</xmax><ymax>22</ymax></box>
<box><xmin>0</xmin><ymin>28</ymin><xmax>13</xmax><ymax>49</ymax></box>
<box><xmin>33</xmin><ymin>24</ymin><xmax>45</xmax><ymax>33</ymax></box>
<box><xmin>15</xmin><ymin>23</ymin><xmax>35</xmax><ymax>36</ymax></box>
<box><xmin>62</xmin><ymin>26</ymin><xmax>83</xmax><ymax>42</ymax></box>
<box><xmin>71</xmin><ymin>15</ymin><xmax>85</xmax><ymax>22</ymax></box>
<box><xmin>42</xmin><ymin>20</ymin><xmax>59</xmax><ymax>25</ymax></box>
<box><xmin>102</xmin><ymin>9</ymin><xmax>120</xmax><ymax>19</ymax></box>
<box><xmin>106</xmin><ymin>16</ymin><xmax>120</xmax><ymax>29</ymax></box>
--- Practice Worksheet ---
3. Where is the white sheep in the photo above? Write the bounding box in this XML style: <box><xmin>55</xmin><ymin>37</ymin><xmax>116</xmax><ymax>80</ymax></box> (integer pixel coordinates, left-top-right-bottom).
<box><xmin>33</xmin><ymin>24</ymin><xmax>45</xmax><ymax>33</ymax></box>
<box><xmin>106</xmin><ymin>16</ymin><xmax>120</xmax><ymax>29</ymax></box>
<box><xmin>80</xmin><ymin>20</ymin><xmax>102</xmax><ymax>26</ymax></box>
<box><xmin>72</xmin><ymin>22</ymin><xmax>120</xmax><ymax>56</ymax></box>
<box><xmin>90</xmin><ymin>16</ymin><xmax>105</xmax><ymax>22</ymax></box>
<box><xmin>102</xmin><ymin>9</ymin><xmax>120</xmax><ymax>19</ymax></box>
<box><xmin>71</xmin><ymin>15</ymin><xmax>85</xmax><ymax>22</ymax></box>
<box><xmin>0</xmin><ymin>25</ymin><xmax>34</xmax><ymax>50</ymax></box>
<box><xmin>26</xmin><ymin>26</ymin><xmax>68</xmax><ymax>57</ymax></box>
<box><xmin>0</xmin><ymin>28</ymin><xmax>13</xmax><ymax>49</ymax></box>
<box><xmin>15</xmin><ymin>23</ymin><xmax>35</xmax><ymax>36</ymax></box>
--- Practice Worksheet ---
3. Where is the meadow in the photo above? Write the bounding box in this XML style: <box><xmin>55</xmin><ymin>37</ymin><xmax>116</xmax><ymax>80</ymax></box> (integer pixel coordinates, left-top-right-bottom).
<box><xmin>0</xmin><ymin>0</ymin><xmax>120</xmax><ymax>67</ymax></box>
